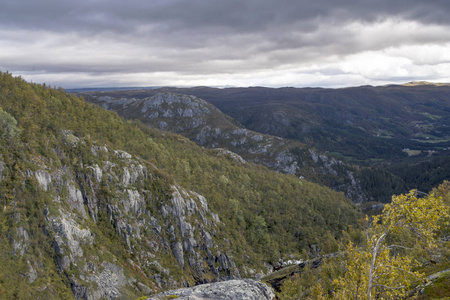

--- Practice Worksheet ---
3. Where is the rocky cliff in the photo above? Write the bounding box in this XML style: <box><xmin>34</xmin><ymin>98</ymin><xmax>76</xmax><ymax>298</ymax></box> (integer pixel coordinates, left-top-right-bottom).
<box><xmin>5</xmin><ymin>133</ymin><xmax>240</xmax><ymax>299</ymax></box>
<box><xmin>84</xmin><ymin>92</ymin><xmax>368</xmax><ymax>203</ymax></box>
<box><xmin>0</xmin><ymin>72</ymin><xmax>361</xmax><ymax>299</ymax></box>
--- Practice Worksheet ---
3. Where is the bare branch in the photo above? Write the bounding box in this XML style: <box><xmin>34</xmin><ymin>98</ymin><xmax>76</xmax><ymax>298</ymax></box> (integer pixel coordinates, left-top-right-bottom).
<box><xmin>415</xmin><ymin>190</ymin><xmax>429</xmax><ymax>197</ymax></box>
<box><xmin>374</xmin><ymin>284</ymin><xmax>406</xmax><ymax>290</ymax></box>
<box><xmin>382</xmin><ymin>244</ymin><xmax>413</xmax><ymax>251</ymax></box>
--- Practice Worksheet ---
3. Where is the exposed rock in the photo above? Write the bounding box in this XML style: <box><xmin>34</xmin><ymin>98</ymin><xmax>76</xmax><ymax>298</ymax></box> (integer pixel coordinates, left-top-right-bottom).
<box><xmin>86</xmin><ymin>92</ymin><xmax>370</xmax><ymax>203</ymax></box>
<box><xmin>27</xmin><ymin>261</ymin><xmax>38</xmax><ymax>283</ymax></box>
<box><xmin>6</xmin><ymin>123</ymin><xmax>256</xmax><ymax>298</ymax></box>
<box><xmin>13</xmin><ymin>227</ymin><xmax>29</xmax><ymax>256</ymax></box>
<box><xmin>0</xmin><ymin>160</ymin><xmax>4</xmax><ymax>181</ymax></box>
<box><xmin>71</xmin><ymin>280</ymin><xmax>91</xmax><ymax>300</ymax></box>
<box><xmin>49</xmin><ymin>211</ymin><xmax>94</xmax><ymax>270</ymax></box>
<box><xmin>345</xmin><ymin>171</ymin><xmax>367</xmax><ymax>204</ymax></box>
<box><xmin>309</xmin><ymin>149</ymin><xmax>338</xmax><ymax>176</ymax></box>
<box><xmin>252</xmin><ymin>134</ymin><xmax>264</xmax><ymax>142</ymax></box>
<box><xmin>275</xmin><ymin>151</ymin><xmax>298</xmax><ymax>174</ymax></box>
<box><xmin>67</xmin><ymin>184</ymin><xmax>88</xmax><ymax>217</ymax></box>
<box><xmin>87</xmin><ymin>164</ymin><xmax>102</xmax><ymax>182</ymax></box>
<box><xmin>137</xmin><ymin>282</ymin><xmax>153</xmax><ymax>294</ymax></box>
<box><xmin>91</xmin><ymin>145</ymin><xmax>108</xmax><ymax>156</ymax></box>
<box><xmin>158</xmin><ymin>185</ymin><xmax>239</xmax><ymax>279</ymax></box>
<box><xmin>171</xmin><ymin>241</ymin><xmax>185</xmax><ymax>268</ymax></box>
<box><xmin>362</xmin><ymin>203</ymin><xmax>385</xmax><ymax>212</ymax></box>
<box><xmin>146</xmin><ymin>279</ymin><xmax>275</xmax><ymax>300</ymax></box>
<box><xmin>124</xmin><ymin>189</ymin><xmax>145</xmax><ymax>216</ymax></box>
<box><xmin>77</xmin><ymin>173</ymin><xmax>99</xmax><ymax>222</ymax></box>
<box><xmin>114</xmin><ymin>150</ymin><xmax>132</xmax><ymax>160</ymax></box>
<box><xmin>35</xmin><ymin>169</ymin><xmax>52</xmax><ymax>191</ymax></box>
<box><xmin>122</xmin><ymin>167</ymin><xmax>131</xmax><ymax>185</ymax></box>
<box><xmin>88</xmin><ymin>262</ymin><xmax>131</xmax><ymax>299</ymax></box>
<box><xmin>202</xmin><ymin>230</ymin><xmax>213</xmax><ymax>249</ymax></box>
<box><xmin>232</xmin><ymin>129</ymin><xmax>248</xmax><ymax>136</ymax></box>
<box><xmin>213</xmin><ymin>148</ymin><xmax>246</xmax><ymax>164</ymax></box>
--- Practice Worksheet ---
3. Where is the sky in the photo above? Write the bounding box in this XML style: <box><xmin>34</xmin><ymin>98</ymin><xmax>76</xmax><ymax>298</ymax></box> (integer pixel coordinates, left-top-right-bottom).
<box><xmin>1</xmin><ymin>0</ymin><xmax>450</xmax><ymax>88</ymax></box>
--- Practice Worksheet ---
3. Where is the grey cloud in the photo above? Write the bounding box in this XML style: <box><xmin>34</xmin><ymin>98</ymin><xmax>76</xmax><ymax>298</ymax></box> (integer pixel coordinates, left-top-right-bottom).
<box><xmin>3</xmin><ymin>0</ymin><xmax>450</xmax><ymax>34</ymax></box>
<box><xmin>2</xmin><ymin>0</ymin><xmax>450</xmax><ymax>56</ymax></box>
<box><xmin>2</xmin><ymin>0</ymin><xmax>450</xmax><ymax>88</ymax></box>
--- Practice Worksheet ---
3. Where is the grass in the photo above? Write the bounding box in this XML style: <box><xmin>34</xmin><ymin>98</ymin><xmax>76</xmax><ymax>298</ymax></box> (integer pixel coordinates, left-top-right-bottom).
<box><xmin>420</xmin><ymin>112</ymin><xmax>442</xmax><ymax>121</ymax></box>
<box><xmin>403</xmin><ymin>149</ymin><xmax>422</xmax><ymax>156</ymax></box>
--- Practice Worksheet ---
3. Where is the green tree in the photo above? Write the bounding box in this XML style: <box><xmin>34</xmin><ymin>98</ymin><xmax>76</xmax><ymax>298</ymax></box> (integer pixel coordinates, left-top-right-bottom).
<box><xmin>334</xmin><ymin>190</ymin><xmax>449</xmax><ymax>300</ymax></box>
<box><xmin>0</xmin><ymin>108</ymin><xmax>20</xmax><ymax>140</ymax></box>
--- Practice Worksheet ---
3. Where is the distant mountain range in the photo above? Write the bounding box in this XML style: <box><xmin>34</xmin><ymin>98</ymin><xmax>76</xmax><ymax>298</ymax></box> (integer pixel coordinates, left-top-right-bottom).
<box><xmin>2</xmin><ymin>72</ymin><xmax>449</xmax><ymax>299</ymax></box>
<box><xmin>66</xmin><ymin>86</ymin><xmax>163</xmax><ymax>93</ymax></box>
<box><xmin>79</xmin><ymin>84</ymin><xmax>450</xmax><ymax>203</ymax></box>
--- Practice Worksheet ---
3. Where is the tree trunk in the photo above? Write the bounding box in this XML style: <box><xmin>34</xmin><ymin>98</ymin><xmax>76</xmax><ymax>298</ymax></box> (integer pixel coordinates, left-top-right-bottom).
<box><xmin>367</xmin><ymin>233</ymin><xmax>386</xmax><ymax>300</ymax></box>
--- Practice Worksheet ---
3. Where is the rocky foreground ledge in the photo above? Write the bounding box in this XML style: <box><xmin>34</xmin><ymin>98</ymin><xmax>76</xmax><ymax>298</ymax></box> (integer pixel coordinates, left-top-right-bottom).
<box><xmin>146</xmin><ymin>279</ymin><xmax>275</xmax><ymax>300</ymax></box>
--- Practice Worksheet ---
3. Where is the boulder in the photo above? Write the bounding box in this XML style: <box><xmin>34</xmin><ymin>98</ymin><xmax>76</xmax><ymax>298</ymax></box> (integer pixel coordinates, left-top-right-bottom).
<box><xmin>146</xmin><ymin>279</ymin><xmax>275</xmax><ymax>300</ymax></box>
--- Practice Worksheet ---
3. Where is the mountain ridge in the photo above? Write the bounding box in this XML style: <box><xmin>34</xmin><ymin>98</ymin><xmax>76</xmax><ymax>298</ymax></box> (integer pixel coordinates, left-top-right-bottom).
<box><xmin>79</xmin><ymin>85</ymin><xmax>450</xmax><ymax>201</ymax></box>
<box><xmin>83</xmin><ymin>92</ymin><xmax>369</xmax><ymax>203</ymax></box>
<box><xmin>0</xmin><ymin>72</ymin><xmax>361</xmax><ymax>299</ymax></box>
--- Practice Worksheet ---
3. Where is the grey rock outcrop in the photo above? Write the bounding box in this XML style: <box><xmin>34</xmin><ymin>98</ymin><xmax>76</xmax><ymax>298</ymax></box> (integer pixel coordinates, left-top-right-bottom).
<box><xmin>0</xmin><ymin>160</ymin><xmax>4</xmax><ymax>181</ymax></box>
<box><xmin>86</xmin><ymin>92</ymin><xmax>369</xmax><ymax>203</ymax></box>
<box><xmin>13</xmin><ymin>227</ymin><xmax>29</xmax><ymax>256</ymax></box>
<box><xmin>27</xmin><ymin>261</ymin><xmax>39</xmax><ymax>283</ymax></box>
<box><xmin>213</xmin><ymin>148</ymin><xmax>246</xmax><ymax>164</ymax></box>
<box><xmin>48</xmin><ymin>211</ymin><xmax>94</xmax><ymax>270</ymax></box>
<box><xmin>147</xmin><ymin>279</ymin><xmax>275</xmax><ymax>300</ymax></box>
<box><xmin>25</xmin><ymin>138</ymin><xmax>241</xmax><ymax>299</ymax></box>
<box><xmin>35</xmin><ymin>170</ymin><xmax>52</xmax><ymax>190</ymax></box>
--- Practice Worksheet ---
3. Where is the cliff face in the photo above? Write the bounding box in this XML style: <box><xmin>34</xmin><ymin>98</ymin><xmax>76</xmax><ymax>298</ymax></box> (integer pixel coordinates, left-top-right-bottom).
<box><xmin>4</xmin><ymin>131</ymin><xmax>239</xmax><ymax>299</ymax></box>
<box><xmin>85</xmin><ymin>92</ymin><xmax>368</xmax><ymax>203</ymax></box>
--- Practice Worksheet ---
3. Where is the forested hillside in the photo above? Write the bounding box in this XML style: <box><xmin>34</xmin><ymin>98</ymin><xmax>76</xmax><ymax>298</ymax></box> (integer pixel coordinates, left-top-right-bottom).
<box><xmin>83</xmin><ymin>92</ymin><xmax>368</xmax><ymax>203</ymax></box>
<box><xmin>0</xmin><ymin>72</ymin><xmax>361</xmax><ymax>299</ymax></box>
<box><xmin>81</xmin><ymin>85</ymin><xmax>450</xmax><ymax>203</ymax></box>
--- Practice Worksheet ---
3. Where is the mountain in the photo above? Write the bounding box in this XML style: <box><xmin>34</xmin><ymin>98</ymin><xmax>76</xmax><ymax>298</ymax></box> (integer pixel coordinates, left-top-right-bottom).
<box><xmin>401</xmin><ymin>81</ymin><xmax>450</xmax><ymax>87</ymax></box>
<box><xmin>83</xmin><ymin>85</ymin><xmax>450</xmax><ymax>162</ymax></box>
<box><xmin>0</xmin><ymin>72</ymin><xmax>361</xmax><ymax>299</ymax></box>
<box><xmin>79</xmin><ymin>85</ymin><xmax>450</xmax><ymax>201</ymax></box>
<box><xmin>82</xmin><ymin>92</ymin><xmax>367</xmax><ymax>203</ymax></box>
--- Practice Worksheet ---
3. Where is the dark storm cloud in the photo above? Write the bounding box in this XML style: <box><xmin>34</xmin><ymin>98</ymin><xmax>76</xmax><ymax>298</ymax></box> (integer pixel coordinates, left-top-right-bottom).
<box><xmin>1</xmin><ymin>0</ymin><xmax>450</xmax><ymax>87</ymax></box>
<box><xmin>3</xmin><ymin>0</ymin><xmax>450</xmax><ymax>35</ymax></box>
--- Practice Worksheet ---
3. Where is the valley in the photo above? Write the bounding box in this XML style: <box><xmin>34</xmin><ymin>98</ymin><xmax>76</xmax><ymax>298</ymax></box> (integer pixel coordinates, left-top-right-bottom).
<box><xmin>79</xmin><ymin>83</ymin><xmax>450</xmax><ymax>204</ymax></box>
<box><xmin>3</xmin><ymin>0</ymin><xmax>450</xmax><ymax>298</ymax></box>
<box><xmin>0</xmin><ymin>72</ymin><xmax>448</xmax><ymax>299</ymax></box>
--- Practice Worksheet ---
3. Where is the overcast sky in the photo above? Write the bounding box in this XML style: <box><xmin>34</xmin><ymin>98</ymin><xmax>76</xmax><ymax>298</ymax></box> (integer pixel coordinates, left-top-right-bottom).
<box><xmin>1</xmin><ymin>0</ymin><xmax>450</xmax><ymax>88</ymax></box>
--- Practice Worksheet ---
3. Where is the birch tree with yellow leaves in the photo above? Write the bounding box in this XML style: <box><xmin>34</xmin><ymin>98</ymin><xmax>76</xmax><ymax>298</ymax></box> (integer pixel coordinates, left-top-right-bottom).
<box><xmin>334</xmin><ymin>190</ymin><xmax>449</xmax><ymax>300</ymax></box>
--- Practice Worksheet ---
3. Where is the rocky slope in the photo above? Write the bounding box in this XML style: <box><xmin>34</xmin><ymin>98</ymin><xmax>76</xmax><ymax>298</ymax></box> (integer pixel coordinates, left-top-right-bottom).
<box><xmin>0</xmin><ymin>72</ymin><xmax>361</xmax><ymax>299</ymax></box>
<box><xmin>83</xmin><ymin>92</ymin><xmax>368</xmax><ymax>203</ymax></box>
<box><xmin>4</xmin><ymin>133</ymin><xmax>240</xmax><ymax>299</ymax></box>
<box><xmin>155</xmin><ymin>85</ymin><xmax>450</xmax><ymax>162</ymax></box>
<box><xmin>147</xmin><ymin>279</ymin><xmax>275</xmax><ymax>300</ymax></box>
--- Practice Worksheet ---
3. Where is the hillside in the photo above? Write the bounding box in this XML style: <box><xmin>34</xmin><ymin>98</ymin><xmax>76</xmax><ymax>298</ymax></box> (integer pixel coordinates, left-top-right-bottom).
<box><xmin>81</xmin><ymin>85</ymin><xmax>450</xmax><ymax>201</ymax></box>
<box><xmin>84</xmin><ymin>85</ymin><xmax>450</xmax><ymax>162</ymax></box>
<box><xmin>82</xmin><ymin>92</ymin><xmax>367</xmax><ymax>203</ymax></box>
<box><xmin>0</xmin><ymin>72</ymin><xmax>361</xmax><ymax>299</ymax></box>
